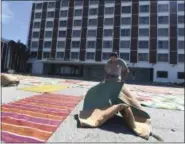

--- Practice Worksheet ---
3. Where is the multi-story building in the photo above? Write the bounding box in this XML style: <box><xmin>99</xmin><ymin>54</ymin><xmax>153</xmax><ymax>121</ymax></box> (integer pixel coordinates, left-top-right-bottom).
<box><xmin>27</xmin><ymin>0</ymin><xmax>184</xmax><ymax>83</ymax></box>
<box><xmin>1</xmin><ymin>38</ymin><xmax>12</xmax><ymax>72</ymax></box>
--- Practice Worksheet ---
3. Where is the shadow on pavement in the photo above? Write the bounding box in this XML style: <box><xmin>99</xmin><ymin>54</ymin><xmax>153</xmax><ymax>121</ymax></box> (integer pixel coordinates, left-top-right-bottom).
<box><xmin>74</xmin><ymin>114</ymin><xmax>136</xmax><ymax>136</ymax></box>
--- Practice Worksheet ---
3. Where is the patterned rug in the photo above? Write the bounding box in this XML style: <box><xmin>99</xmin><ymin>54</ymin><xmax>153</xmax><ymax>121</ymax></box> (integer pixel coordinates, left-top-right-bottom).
<box><xmin>19</xmin><ymin>84</ymin><xmax>69</xmax><ymax>93</ymax></box>
<box><xmin>135</xmin><ymin>92</ymin><xmax>184</xmax><ymax>111</ymax></box>
<box><xmin>1</xmin><ymin>94</ymin><xmax>82</xmax><ymax>143</ymax></box>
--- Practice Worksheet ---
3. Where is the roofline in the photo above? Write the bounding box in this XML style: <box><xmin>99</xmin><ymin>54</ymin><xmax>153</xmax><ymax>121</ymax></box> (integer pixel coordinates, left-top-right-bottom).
<box><xmin>1</xmin><ymin>38</ymin><xmax>10</xmax><ymax>43</ymax></box>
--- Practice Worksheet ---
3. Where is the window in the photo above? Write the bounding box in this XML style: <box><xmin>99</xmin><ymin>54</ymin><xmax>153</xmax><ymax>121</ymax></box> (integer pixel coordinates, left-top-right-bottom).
<box><xmin>58</xmin><ymin>31</ymin><xmax>66</xmax><ymax>37</ymax></box>
<box><xmin>105</xmin><ymin>0</ymin><xmax>114</xmax><ymax>4</ymax></box>
<box><xmin>43</xmin><ymin>52</ymin><xmax>50</xmax><ymax>59</ymax></box>
<box><xmin>32</xmin><ymin>32</ymin><xmax>39</xmax><ymax>38</ymax></box>
<box><xmin>60</xmin><ymin>10</ymin><xmax>68</xmax><ymax>17</ymax></box>
<box><xmin>178</xmin><ymin>54</ymin><xmax>184</xmax><ymax>63</ymax></box>
<box><xmin>121</xmin><ymin>29</ymin><xmax>130</xmax><ymax>37</ymax></box>
<box><xmin>89</xmin><ymin>8</ymin><xmax>98</xmax><ymax>15</ymax></box>
<box><xmin>59</xmin><ymin>20</ymin><xmax>67</xmax><ymax>27</ymax></box>
<box><xmin>178</xmin><ymin>3</ymin><xmax>184</xmax><ymax>12</ymax></box>
<box><xmin>138</xmin><ymin>53</ymin><xmax>148</xmax><ymax>61</ymax></box>
<box><xmin>140</xmin><ymin>5</ymin><xmax>149</xmax><ymax>13</ymax></box>
<box><xmin>47</xmin><ymin>11</ymin><xmax>55</xmax><ymax>18</ymax></box>
<box><xmin>177</xmin><ymin>72</ymin><xmax>184</xmax><ymax>79</ymax></box>
<box><xmin>57</xmin><ymin>41</ymin><xmax>65</xmax><ymax>48</ymax></box>
<box><xmin>158</xmin><ymin>40</ymin><xmax>168</xmax><ymax>49</ymax></box>
<box><xmin>158</xmin><ymin>54</ymin><xmax>168</xmax><ymax>62</ymax></box>
<box><xmin>74</xmin><ymin>9</ymin><xmax>82</xmax><ymax>16</ymax></box>
<box><xmin>74</xmin><ymin>20</ymin><xmax>82</xmax><ymax>26</ymax></box>
<box><xmin>120</xmin><ymin>53</ymin><xmax>129</xmax><ymax>61</ymax></box>
<box><xmin>178</xmin><ymin>41</ymin><xmax>184</xmax><ymax>49</ymax></box>
<box><xmin>105</xmin><ymin>7</ymin><xmax>114</xmax><ymax>14</ymax></box>
<box><xmin>72</xmin><ymin>30</ymin><xmax>81</xmax><ymax>37</ymax></box>
<box><xmin>35</xmin><ymin>13</ymin><xmax>42</xmax><ymax>19</ymax></box>
<box><xmin>158</xmin><ymin>16</ymin><xmax>168</xmax><ymax>24</ymax></box>
<box><xmin>87</xmin><ymin>41</ymin><xmax>96</xmax><ymax>48</ymax></box>
<box><xmin>89</xmin><ymin>0</ymin><xmax>98</xmax><ymax>5</ymax></box>
<box><xmin>158</xmin><ymin>4</ymin><xmax>168</xmax><ymax>12</ymax></box>
<box><xmin>45</xmin><ymin>31</ymin><xmax>53</xmax><ymax>38</ymax></box>
<box><xmin>139</xmin><ymin>17</ymin><xmax>149</xmax><ymax>24</ymax></box>
<box><xmin>121</xmin><ymin>17</ymin><xmax>131</xmax><ymax>25</ymax></box>
<box><xmin>104</xmin><ymin>18</ymin><xmax>114</xmax><ymax>25</ymax></box>
<box><xmin>87</xmin><ymin>30</ymin><xmax>97</xmax><ymax>37</ymax></box>
<box><xmin>178</xmin><ymin>16</ymin><xmax>184</xmax><ymax>24</ymax></box>
<box><xmin>139</xmin><ymin>28</ymin><xmax>149</xmax><ymax>36</ymax></box>
<box><xmin>48</xmin><ymin>2</ymin><xmax>55</xmax><ymax>8</ymax></box>
<box><xmin>103</xmin><ymin>41</ymin><xmax>112</xmax><ymax>48</ymax></box>
<box><xmin>33</xmin><ymin>22</ymin><xmax>40</xmax><ymax>28</ymax></box>
<box><xmin>157</xmin><ymin>71</ymin><xmax>168</xmax><ymax>78</ymax></box>
<box><xmin>46</xmin><ymin>21</ymin><xmax>53</xmax><ymax>28</ymax></box>
<box><xmin>31</xmin><ymin>41</ymin><xmax>38</xmax><ymax>48</ymax></box>
<box><xmin>44</xmin><ymin>41</ymin><xmax>52</xmax><ymax>48</ymax></box>
<box><xmin>122</xmin><ymin>6</ymin><xmax>131</xmax><ymax>13</ymax></box>
<box><xmin>102</xmin><ymin>52</ymin><xmax>111</xmax><ymax>60</ymax></box>
<box><xmin>86</xmin><ymin>52</ymin><xmax>95</xmax><ymax>60</ymax></box>
<box><xmin>75</xmin><ymin>0</ymin><xmax>83</xmax><ymax>6</ymax></box>
<box><xmin>104</xmin><ymin>29</ymin><xmax>113</xmax><ymax>37</ymax></box>
<box><xmin>35</xmin><ymin>3</ymin><xmax>42</xmax><ymax>9</ymax></box>
<box><xmin>158</xmin><ymin>28</ymin><xmax>169</xmax><ymax>36</ymax></box>
<box><xmin>88</xmin><ymin>19</ymin><xmax>97</xmax><ymax>26</ymax></box>
<box><xmin>178</xmin><ymin>28</ymin><xmax>184</xmax><ymax>36</ymax></box>
<box><xmin>30</xmin><ymin>52</ymin><xmax>37</xmax><ymax>58</ymax></box>
<box><xmin>120</xmin><ymin>40</ymin><xmax>130</xmax><ymax>48</ymax></box>
<box><xmin>138</xmin><ymin>41</ymin><xmax>149</xmax><ymax>49</ymax></box>
<box><xmin>61</xmin><ymin>0</ymin><xmax>69</xmax><ymax>7</ymax></box>
<box><xmin>72</xmin><ymin>41</ymin><xmax>80</xmax><ymax>48</ymax></box>
<box><xmin>56</xmin><ymin>52</ymin><xmax>64</xmax><ymax>59</ymax></box>
<box><xmin>71</xmin><ymin>52</ymin><xmax>79</xmax><ymax>59</ymax></box>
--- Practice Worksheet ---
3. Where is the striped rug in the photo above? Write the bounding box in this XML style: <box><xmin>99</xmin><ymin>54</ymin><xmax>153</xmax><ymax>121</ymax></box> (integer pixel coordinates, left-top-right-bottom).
<box><xmin>1</xmin><ymin>94</ymin><xmax>82</xmax><ymax>143</ymax></box>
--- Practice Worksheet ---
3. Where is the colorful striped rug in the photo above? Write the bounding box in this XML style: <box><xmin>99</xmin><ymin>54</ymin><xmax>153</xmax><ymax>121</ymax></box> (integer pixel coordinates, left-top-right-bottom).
<box><xmin>1</xmin><ymin>94</ymin><xmax>82</xmax><ymax>143</ymax></box>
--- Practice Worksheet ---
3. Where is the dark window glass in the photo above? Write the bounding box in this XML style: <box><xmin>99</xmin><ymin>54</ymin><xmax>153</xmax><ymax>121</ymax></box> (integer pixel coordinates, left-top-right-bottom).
<box><xmin>157</xmin><ymin>71</ymin><xmax>168</xmax><ymax>78</ymax></box>
<box><xmin>43</xmin><ymin>52</ymin><xmax>50</xmax><ymax>58</ymax></box>
<box><xmin>44</xmin><ymin>41</ymin><xmax>52</xmax><ymax>48</ymax></box>
<box><xmin>158</xmin><ymin>41</ymin><xmax>168</xmax><ymax>49</ymax></box>
<box><xmin>158</xmin><ymin>16</ymin><xmax>168</xmax><ymax>24</ymax></box>
<box><xmin>138</xmin><ymin>53</ymin><xmax>148</xmax><ymax>61</ymax></box>
<box><xmin>139</xmin><ymin>28</ymin><xmax>149</xmax><ymax>36</ymax></box>
<box><xmin>138</xmin><ymin>41</ymin><xmax>149</xmax><ymax>49</ymax></box>
<box><xmin>87</xmin><ymin>41</ymin><xmax>96</xmax><ymax>48</ymax></box>
<box><xmin>122</xmin><ymin>6</ymin><xmax>131</xmax><ymax>13</ymax></box>
<box><xmin>120</xmin><ymin>53</ymin><xmax>129</xmax><ymax>61</ymax></box>
<box><xmin>72</xmin><ymin>41</ymin><xmax>80</xmax><ymax>48</ymax></box>
<box><xmin>58</xmin><ymin>31</ymin><xmax>66</xmax><ymax>37</ymax></box>
<box><xmin>86</xmin><ymin>52</ymin><xmax>95</xmax><ymax>60</ymax></box>
<box><xmin>46</xmin><ymin>21</ymin><xmax>53</xmax><ymax>28</ymax></box>
<box><xmin>89</xmin><ymin>8</ymin><xmax>98</xmax><ymax>15</ymax></box>
<box><xmin>158</xmin><ymin>4</ymin><xmax>168</xmax><ymax>12</ymax></box>
<box><xmin>139</xmin><ymin>17</ymin><xmax>149</xmax><ymax>24</ymax></box>
<box><xmin>71</xmin><ymin>52</ymin><xmax>79</xmax><ymax>59</ymax></box>
<box><xmin>104</xmin><ymin>29</ymin><xmax>113</xmax><ymax>37</ymax></box>
<box><xmin>120</xmin><ymin>40</ymin><xmax>130</xmax><ymax>48</ymax></box>
<box><xmin>177</xmin><ymin>72</ymin><xmax>185</xmax><ymax>79</ymax></box>
<box><xmin>140</xmin><ymin>5</ymin><xmax>149</xmax><ymax>13</ymax></box>
<box><xmin>30</xmin><ymin>52</ymin><xmax>37</xmax><ymax>58</ymax></box>
<box><xmin>178</xmin><ymin>54</ymin><xmax>184</xmax><ymax>63</ymax></box>
<box><xmin>121</xmin><ymin>29</ymin><xmax>130</xmax><ymax>37</ymax></box>
<box><xmin>56</xmin><ymin>52</ymin><xmax>64</xmax><ymax>59</ymax></box>
<box><xmin>158</xmin><ymin>54</ymin><xmax>168</xmax><ymax>62</ymax></box>
<box><xmin>158</xmin><ymin>28</ymin><xmax>169</xmax><ymax>36</ymax></box>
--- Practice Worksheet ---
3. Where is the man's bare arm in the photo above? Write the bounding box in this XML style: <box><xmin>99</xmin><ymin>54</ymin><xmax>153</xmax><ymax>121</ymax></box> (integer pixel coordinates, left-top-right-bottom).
<box><xmin>121</xmin><ymin>67</ymin><xmax>129</xmax><ymax>82</ymax></box>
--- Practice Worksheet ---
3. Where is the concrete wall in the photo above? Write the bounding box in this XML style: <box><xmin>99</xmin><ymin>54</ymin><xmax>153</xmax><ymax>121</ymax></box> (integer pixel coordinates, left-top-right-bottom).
<box><xmin>153</xmin><ymin>63</ymin><xmax>184</xmax><ymax>83</ymax></box>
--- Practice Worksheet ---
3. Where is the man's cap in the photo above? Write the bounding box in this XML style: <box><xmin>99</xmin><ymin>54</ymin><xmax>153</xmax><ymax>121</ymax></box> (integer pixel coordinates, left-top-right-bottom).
<box><xmin>110</xmin><ymin>52</ymin><xmax>118</xmax><ymax>57</ymax></box>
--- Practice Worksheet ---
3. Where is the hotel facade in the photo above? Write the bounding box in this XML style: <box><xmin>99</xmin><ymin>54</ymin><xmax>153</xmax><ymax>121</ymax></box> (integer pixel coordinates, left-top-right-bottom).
<box><xmin>27</xmin><ymin>0</ymin><xmax>184</xmax><ymax>83</ymax></box>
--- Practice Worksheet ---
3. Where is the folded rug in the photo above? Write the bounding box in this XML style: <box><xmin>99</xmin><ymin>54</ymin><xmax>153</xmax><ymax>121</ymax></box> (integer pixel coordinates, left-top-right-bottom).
<box><xmin>78</xmin><ymin>82</ymin><xmax>162</xmax><ymax>141</ymax></box>
<box><xmin>1</xmin><ymin>73</ymin><xmax>20</xmax><ymax>87</ymax></box>
<box><xmin>1</xmin><ymin>94</ymin><xmax>82</xmax><ymax>143</ymax></box>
